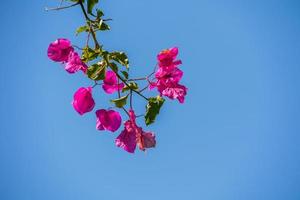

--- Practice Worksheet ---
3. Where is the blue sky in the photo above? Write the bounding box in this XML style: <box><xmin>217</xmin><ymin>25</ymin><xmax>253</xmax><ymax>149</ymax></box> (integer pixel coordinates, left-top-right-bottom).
<box><xmin>0</xmin><ymin>0</ymin><xmax>300</xmax><ymax>199</ymax></box>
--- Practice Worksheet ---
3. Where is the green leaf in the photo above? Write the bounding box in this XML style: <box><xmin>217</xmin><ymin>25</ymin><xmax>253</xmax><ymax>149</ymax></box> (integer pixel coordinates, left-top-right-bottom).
<box><xmin>96</xmin><ymin>9</ymin><xmax>104</xmax><ymax>18</ymax></box>
<box><xmin>110</xmin><ymin>94</ymin><xmax>129</xmax><ymax>108</ymax></box>
<box><xmin>76</xmin><ymin>25</ymin><xmax>89</xmax><ymax>35</ymax></box>
<box><xmin>145</xmin><ymin>96</ymin><xmax>165</xmax><ymax>126</ymax></box>
<box><xmin>87</xmin><ymin>0</ymin><xmax>98</xmax><ymax>14</ymax></box>
<box><xmin>122</xmin><ymin>82</ymin><xmax>139</xmax><ymax>92</ymax></box>
<box><xmin>97</xmin><ymin>20</ymin><xmax>110</xmax><ymax>31</ymax></box>
<box><xmin>81</xmin><ymin>47</ymin><xmax>99</xmax><ymax>62</ymax></box>
<box><xmin>87</xmin><ymin>61</ymin><xmax>106</xmax><ymax>80</ymax></box>
<box><xmin>110</xmin><ymin>51</ymin><xmax>129</xmax><ymax>69</ymax></box>
<box><xmin>121</xmin><ymin>71</ymin><xmax>129</xmax><ymax>80</ymax></box>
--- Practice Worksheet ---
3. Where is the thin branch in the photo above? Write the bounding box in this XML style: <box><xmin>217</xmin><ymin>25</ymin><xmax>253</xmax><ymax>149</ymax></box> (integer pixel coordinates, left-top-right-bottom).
<box><xmin>117</xmin><ymin>77</ymin><xmax>121</xmax><ymax>98</ymax></box>
<box><xmin>128</xmin><ymin>77</ymin><xmax>147</xmax><ymax>81</ymax></box>
<box><xmin>130</xmin><ymin>91</ymin><xmax>133</xmax><ymax>110</ymax></box>
<box><xmin>92</xmin><ymin>81</ymin><xmax>103</xmax><ymax>88</ymax></box>
<box><xmin>128</xmin><ymin>65</ymin><xmax>157</xmax><ymax>82</ymax></box>
<box><xmin>121</xmin><ymin>107</ymin><xmax>130</xmax><ymax>117</ymax></box>
<box><xmin>117</xmin><ymin>77</ymin><xmax>130</xmax><ymax>116</ymax></box>
<box><xmin>92</xmin><ymin>82</ymin><xmax>98</xmax><ymax>88</ymax></box>
<box><xmin>113</xmin><ymin>69</ymin><xmax>149</xmax><ymax>101</ymax></box>
<box><xmin>147</xmin><ymin>64</ymin><xmax>158</xmax><ymax>79</ymax></box>
<box><xmin>139</xmin><ymin>84</ymin><xmax>149</xmax><ymax>93</ymax></box>
<box><xmin>73</xmin><ymin>45</ymin><xmax>84</xmax><ymax>50</ymax></box>
<box><xmin>59</xmin><ymin>0</ymin><xmax>64</xmax><ymax>7</ymax></box>
<box><xmin>86</xmin><ymin>31</ymin><xmax>91</xmax><ymax>47</ymax></box>
<box><xmin>45</xmin><ymin>2</ymin><xmax>79</xmax><ymax>11</ymax></box>
<box><xmin>78</xmin><ymin>1</ymin><xmax>100</xmax><ymax>49</ymax></box>
<box><xmin>77</xmin><ymin>0</ymin><xmax>149</xmax><ymax>102</ymax></box>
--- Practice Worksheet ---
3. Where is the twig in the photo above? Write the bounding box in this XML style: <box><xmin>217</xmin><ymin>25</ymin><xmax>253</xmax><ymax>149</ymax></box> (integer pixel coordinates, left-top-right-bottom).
<box><xmin>78</xmin><ymin>1</ymin><xmax>100</xmax><ymax>49</ymax></box>
<box><xmin>130</xmin><ymin>91</ymin><xmax>133</xmax><ymax>110</ymax></box>
<box><xmin>117</xmin><ymin>77</ymin><xmax>130</xmax><ymax>117</ymax></box>
<box><xmin>59</xmin><ymin>0</ymin><xmax>64</xmax><ymax>7</ymax></box>
<box><xmin>45</xmin><ymin>2</ymin><xmax>79</xmax><ymax>11</ymax></box>
<box><xmin>86</xmin><ymin>31</ymin><xmax>91</xmax><ymax>47</ymax></box>
<box><xmin>78</xmin><ymin>0</ymin><xmax>149</xmax><ymax>103</ymax></box>
<box><xmin>73</xmin><ymin>45</ymin><xmax>84</xmax><ymax>50</ymax></box>
<box><xmin>113</xmin><ymin>69</ymin><xmax>149</xmax><ymax>101</ymax></box>
<box><xmin>139</xmin><ymin>84</ymin><xmax>149</xmax><ymax>93</ymax></box>
<box><xmin>128</xmin><ymin>77</ymin><xmax>147</xmax><ymax>81</ymax></box>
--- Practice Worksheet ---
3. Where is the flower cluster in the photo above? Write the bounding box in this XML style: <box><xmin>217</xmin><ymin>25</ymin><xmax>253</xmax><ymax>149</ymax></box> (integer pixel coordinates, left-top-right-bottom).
<box><xmin>47</xmin><ymin>38</ymin><xmax>87</xmax><ymax>74</ymax></box>
<box><xmin>150</xmin><ymin>47</ymin><xmax>187</xmax><ymax>103</ymax></box>
<box><xmin>46</xmin><ymin>0</ymin><xmax>187</xmax><ymax>154</ymax></box>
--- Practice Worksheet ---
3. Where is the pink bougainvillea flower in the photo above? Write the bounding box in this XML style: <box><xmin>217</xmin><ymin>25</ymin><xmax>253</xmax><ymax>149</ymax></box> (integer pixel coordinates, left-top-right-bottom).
<box><xmin>102</xmin><ymin>71</ymin><xmax>125</xmax><ymax>94</ymax></box>
<box><xmin>155</xmin><ymin>67</ymin><xmax>183</xmax><ymax>85</ymax></box>
<box><xmin>137</xmin><ymin>132</ymin><xmax>156</xmax><ymax>151</ymax></box>
<box><xmin>115</xmin><ymin>110</ymin><xmax>156</xmax><ymax>153</ymax></box>
<box><xmin>65</xmin><ymin>51</ymin><xmax>87</xmax><ymax>74</ymax></box>
<box><xmin>151</xmin><ymin>47</ymin><xmax>187</xmax><ymax>103</ymax></box>
<box><xmin>72</xmin><ymin>87</ymin><xmax>95</xmax><ymax>115</ymax></box>
<box><xmin>115</xmin><ymin>120</ymin><xmax>137</xmax><ymax>153</ymax></box>
<box><xmin>96</xmin><ymin>109</ymin><xmax>122</xmax><ymax>132</ymax></box>
<box><xmin>47</xmin><ymin>38</ymin><xmax>74</xmax><ymax>62</ymax></box>
<box><xmin>159</xmin><ymin>83</ymin><xmax>187</xmax><ymax>103</ymax></box>
<box><xmin>149</xmin><ymin>66</ymin><xmax>183</xmax><ymax>90</ymax></box>
<box><xmin>157</xmin><ymin>47</ymin><xmax>182</xmax><ymax>70</ymax></box>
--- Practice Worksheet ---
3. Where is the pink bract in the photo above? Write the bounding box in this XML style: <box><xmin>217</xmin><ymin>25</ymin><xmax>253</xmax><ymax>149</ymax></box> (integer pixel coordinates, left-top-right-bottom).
<box><xmin>65</xmin><ymin>51</ymin><xmax>87</xmax><ymax>74</ymax></box>
<box><xmin>115</xmin><ymin>120</ymin><xmax>137</xmax><ymax>153</ymax></box>
<box><xmin>102</xmin><ymin>71</ymin><xmax>125</xmax><ymax>94</ymax></box>
<box><xmin>115</xmin><ymin>110</ymin><xmax>156</xmax><ymax>153</ymax></box>
<box><xmin>72</xmin><ymin>87</ymin><xmax>95</xmax><ymax>115</ymax></box>
<box><xmin>47</xmin><ymin>38</ymin><xmax>74</xmax><ymax>62</ymax></box>
<box><xmin>155</xmin><ymin>67</ymin><xmax>183</xmax><ymax>85</ymax></box>
<box><xmin>96</xmin><ymin>109</ymin><xmax>122</xmax><ymax>132</ymax></box>
<box><xmin>137</xmin><ymin>132</ymin><xmax>156</xmax><ymax>151</ymax></box>
<box><xmin>160</xmin><ymin>83</ymin><xmax>187</xmax><ymax>103</ymax></box>
<box><xmin>157</xmin><ymin>47</ymin><xmax>182</xmax><ymax>70</ymax></box>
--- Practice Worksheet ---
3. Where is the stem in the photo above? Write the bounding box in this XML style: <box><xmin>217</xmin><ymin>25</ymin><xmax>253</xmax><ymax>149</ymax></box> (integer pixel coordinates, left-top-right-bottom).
<box><xmin>77</xmin><ymin>0</ymin><xmax>149</xmax><ymax>104</ymax></box>
<box><xmin>112</xmin><ymin>68</ymin><xmax>149</xmax><ymax>101</ymax></box>
<box><xmin>78</xmin><ymin>0</ymin><xmax>100</xmax><ymax>49</ymax></box>
<box><xmin>73</xmin><ymin>45</ymin><xmax>84</xmax><ymax>50</ymax></box>
<box><xmin>139</xmin><ymin>85</ymin><xmax>149</xmax><ymax>93</ymax></box>
<box><xmin>128</xmin><ymin>77</ymin><xmax>147</xmax><ymax>81</ymax></box>
<box><xmin>86</xmin><ymin>32</ymin><xmax>91</xmax><ymax>47</ymax></box>
<box><xmin>59</xmin><ymin>0</ymin><xmax>64</xmax><ymax>7</ymax></box>
<box><xmin>130</xmin><ymin>91</ymin><xmax>133</xmax><ymax>110</ymax></box>
<box><xmin>127</xmin><ymin>65</ymin><xmax>157</xmax><ymax>82</ymax></box>
<box><xmin>45</xmin><ymin>2</ymin><xmax>79</xmax><ymax>11</ymax></box>
<box><xmin>117</xmin><ymin>77</ymin><xmax>130</xmax><ymax>116</ymax></box>
<box><xmin>92</xmin><ymin>81</ymin><xmax>102</xmax><ymax>88</ymax></box>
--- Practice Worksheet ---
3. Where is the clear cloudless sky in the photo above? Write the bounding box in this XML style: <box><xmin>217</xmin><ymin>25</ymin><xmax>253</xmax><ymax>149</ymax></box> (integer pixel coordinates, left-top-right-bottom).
<box><xmin>0</xmin><ymin>0</ymin><xmax>299</xmax><ymax>199</ymax></box>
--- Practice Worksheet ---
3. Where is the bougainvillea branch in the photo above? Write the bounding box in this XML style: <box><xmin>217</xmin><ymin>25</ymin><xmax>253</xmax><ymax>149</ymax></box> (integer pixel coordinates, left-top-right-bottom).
<box><xmin>47</xmin><ymin>0</ymin><xmax>188</xmax><ymax>153</ymax></box>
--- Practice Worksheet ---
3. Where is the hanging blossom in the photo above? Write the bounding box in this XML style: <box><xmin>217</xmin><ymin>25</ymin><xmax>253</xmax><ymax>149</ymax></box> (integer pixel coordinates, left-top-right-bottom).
<box><xmin>65</xmin><ymin>51</ymin><xmax>87</xmax><ymax>74</ymax></box>
<box><xmin>72</xmin><ymin>87</ymin><xmax>95</xmax><ymax>115</ymax></box>
<box><xmin>96</xmin><ymin>109</ymin><xmax>122</xmax><ymax>132</ymax></box>
<box><xmin>150</xmin><ymin>47</ymin><xmax>188</xmax><ymax>103</ymax></box>
<box><xmin>46</xmin><ymin>0</ymin><xmax>187</xmax><ymax>154</ymax></box>
<box><xmin>47</xmin><ymin>38</ymin><xmax>74</xmax><ymax>62</ymax></box>
<box><xmin>47</xmin><ymin>38</ymin><xmax>87</xmax><ymax>74</ymax></box>
<box><xmin>102</xmin><ymin>71</ymin><xmax>124</xmax><ymax>94</ymax></box>
<box><xmin>115</xmin><ymin>110</ymin><xmax>156</xmax><ymax>153</ymax></box>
